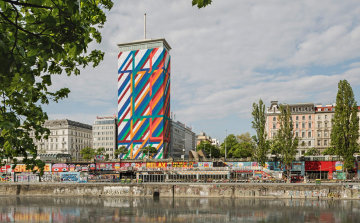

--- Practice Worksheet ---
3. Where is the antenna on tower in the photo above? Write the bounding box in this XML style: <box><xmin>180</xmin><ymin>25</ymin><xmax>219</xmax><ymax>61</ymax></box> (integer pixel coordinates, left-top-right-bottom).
<box><xmin>144</xmin><ymin>13</ymin><xmax>146</xmax><ymax>39</ymax></box>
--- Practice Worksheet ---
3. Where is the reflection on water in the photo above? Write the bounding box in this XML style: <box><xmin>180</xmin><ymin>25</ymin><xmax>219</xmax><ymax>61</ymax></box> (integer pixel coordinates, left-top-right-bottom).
<box><xmin>0</xmin><ymin>196</ymin><xmax>359</xmax><ymax>222</ymax></box>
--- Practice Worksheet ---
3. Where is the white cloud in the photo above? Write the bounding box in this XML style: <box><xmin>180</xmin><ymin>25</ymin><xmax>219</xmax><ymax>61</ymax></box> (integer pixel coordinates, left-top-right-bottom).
<box><xmin>45</xmin><ymin>0</ymin><xmax>360</xmax><ymax>136</ymax></box>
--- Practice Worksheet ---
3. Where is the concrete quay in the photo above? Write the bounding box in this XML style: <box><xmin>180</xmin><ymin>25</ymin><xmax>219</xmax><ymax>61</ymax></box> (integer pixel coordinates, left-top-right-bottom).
<box><xmin>0</xmin><ymin>183</ymin><xmax>360</xmax><ymax>199</ymax></box>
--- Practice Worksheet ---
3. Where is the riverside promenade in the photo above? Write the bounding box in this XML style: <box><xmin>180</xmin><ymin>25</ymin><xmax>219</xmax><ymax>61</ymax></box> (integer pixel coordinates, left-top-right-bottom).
<box><xmin>0</xmin><ymin>182</ymin><xmax>359</xmax><ymax>199</ymax></box>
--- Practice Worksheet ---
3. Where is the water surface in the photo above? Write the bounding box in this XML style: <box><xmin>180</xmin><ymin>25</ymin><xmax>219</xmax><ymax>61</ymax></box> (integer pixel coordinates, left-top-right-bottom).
<box><xmin>0</xmin><ymin>196</ymin><xmax>359</xmax><ymax>222</ymax></box>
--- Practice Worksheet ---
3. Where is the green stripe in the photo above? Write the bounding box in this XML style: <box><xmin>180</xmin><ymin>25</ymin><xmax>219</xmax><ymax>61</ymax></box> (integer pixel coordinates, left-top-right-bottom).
<box><xmin>156</xmin><ymin>127</ymin><xmax>163</xmax><ymax>137</ymax></box>
<box><xmin>157</xmin><ymin>151</ymin><xmax>163</xmax><ymax>159</ymax></box>
<box><xmin>137</xmin><ymin>122</ymin><xmax>149</xmax><ymax>140</ymax></box>
<box><xmin>120</xmin><ymin>127</ymin><xmax>130</xmax><ymax>140</ymax></box>
<box><xmin>122</xmin><ymin>119</ymin><xmax>130</xmax><ymax>122</ymax></box>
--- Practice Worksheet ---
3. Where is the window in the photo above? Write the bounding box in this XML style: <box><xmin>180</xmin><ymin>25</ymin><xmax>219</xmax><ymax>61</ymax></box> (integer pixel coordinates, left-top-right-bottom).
<box><xmin>106</xmin><ymin>142</ymin><xmax>109</xmax><ymax>145</ymax></box>
<box><xmin>290</xmin><ymin>116</ymin><xmax>293</xmax><ymax>121</ymax></box>
<box><xmin>94</xmin><ymin>143</ymin><xmax>96</xmax><ymax>146</ymax></box>
<box><xmin>325</xmin><ymin>115</ymin><xmax>327</xmax><ymax>119</ymax></box>
<box><xmin>63</xmin><ymin>131</ymin><xmax>65</xmax><ymax>135</ymax></box>
<box><xmin>308</xmin><ymin>132</ymin><xmax>311</xmax><ymax>137</ymax></box>
<box><xmin>302</xmin><ymin>132</ymin><xmax>305</xmax><ymax>138</ymax></box>
<box><xmin>273</xmin><ymin>117</ymin><xmax>276</xmax><ymax>121</ymax></box>
<box><xmin>110</xmin><ymin>126</ymin><xmax>113</xmax><ymax>129</ymax></box>
<box><xmin>296</xmin><ymin>116</ymin><xmax>299</xmax><ymax>120</ymax></box>
<box><xmin>295</xmin><ymin>132</ymin><xmax>299</xmax><ymax>137</ymax></box>
<box><xmin>272</xmin><ymin>132</ymin><xmax>276</xmax><ymax>138</ymax></box>
<box><xmin>332</xmin><ymin>114</ymin><xmax>334</xmax><ymax>119</ymax></box>
<box><xmin>302</xmin><ymin>116</ymin><xmax>305</xmax><ymax>120</ymax></box>
<box><xmin>110</xmin><ymin>142</ymin><xmax>113</xmax><ymax>145</ymax></box>
<box><xmin>102</xmin><ymin>143</ymin><xmax>105</xmax><ymax>146</ymax></box>
<box><xmin>324</xmin><ymin>140</ymin><xmax>328</xmax><ymax>145</ymax></box>
<box><xmin>309</xmin><ymin>116</ymin><xmax>311</xmax><ymax>120</ymax></box>
<box><xmin>110</xmin><ymin>137</ymin><xmax>113</xmax><ymax>140</ymax></box>
<box><xmin>296</xmin><ymin>123</ymin><xmax>299</xmax><ymax>128</ymax></box>
<box><xmin>318</xmin><ymin>140</ymin><xmax>321</xmax><ymax>146</ymax></box>
<box><xmin>318</xmin><ymin>123</ymin><xmax>321</xmax><ymax>128</ymax></box>
<box><xmin>318</xmin><ymin>132</ymin><xmax>321</xmax><ymax>137</ymax></box>
<box><xmin>51</xmin><ymin>138</ymin><xmax>53</xmax><ymax>142</ymax></box>
<box><xmin>102</xmin><ymin>137</ymin><xmax>105</xmax><ymax>140</ymax></box>
<box><xmin>98</xmin><ymin>137</ymin><xmax>101</xmax><ymax>140</ymax></box>
<box><xmin>325</xmin><ymin>132</ymin><xmax>328</xmax><ymax>137</ymax></box>
<box><xmin>308</xmin><ymin>141</ymin><xmax>311</xmax><ymax>146</ymax></box>
<box><xmin>325</xmin><ymin>123</ymin><xmax>328</xmax><ymax>128</ymax></box>
<box><xmin>318</xmin><ymin>115</ymin><xmax>321</xmax><ymax>120</ymax></box>
<box><xmin>302</xmin><ymin>123</ymin><xmax>305</xmax><ymax>128</ymax></box>
<box><xmin>106</xmin><ymin>137</ymin><xmax>109</xmax><ymax>140</ymax></box>
<box><xmin>273</xmin><ymin>123</ymin><xmax>276</xmax><ymax>129</ymax></box>
<box><xmin>102</xmin><ymin>126</ymin><xmax>105</xmax><ymax>129</ymax></box>
<box><xmin>308</xmin><ymin>123</ymin><xmax>312</xmax><ymax>128</ymax></box>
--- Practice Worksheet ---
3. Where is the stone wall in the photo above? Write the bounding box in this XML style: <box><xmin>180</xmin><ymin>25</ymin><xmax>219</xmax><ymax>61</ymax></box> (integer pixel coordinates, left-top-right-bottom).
<box><xmin>0</xmin><ymin>184</ymin><xmax>359</xmax><ymax>199</ymax></box>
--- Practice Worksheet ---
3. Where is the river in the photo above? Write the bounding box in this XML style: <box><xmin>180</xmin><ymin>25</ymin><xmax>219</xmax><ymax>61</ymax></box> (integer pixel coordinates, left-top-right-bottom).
<box><xmin>0</xmin><ymin>196</ymin><xmax>359</xmax><ymax>222</ymax></box>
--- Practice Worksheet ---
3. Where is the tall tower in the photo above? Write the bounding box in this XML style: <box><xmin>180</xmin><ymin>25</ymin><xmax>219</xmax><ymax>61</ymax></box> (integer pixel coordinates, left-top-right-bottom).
<box><xmin>117</xmin><ymin>39</ymin><xmax>171</xmax><ymax>159</ymax></box>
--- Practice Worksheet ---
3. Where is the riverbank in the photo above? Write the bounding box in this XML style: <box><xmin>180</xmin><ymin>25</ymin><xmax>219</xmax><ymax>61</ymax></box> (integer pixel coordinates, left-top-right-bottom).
<box><xmin>0</xmin><ymin>183</ymin><xmax>360</xmax><ymax>199</ymax></box>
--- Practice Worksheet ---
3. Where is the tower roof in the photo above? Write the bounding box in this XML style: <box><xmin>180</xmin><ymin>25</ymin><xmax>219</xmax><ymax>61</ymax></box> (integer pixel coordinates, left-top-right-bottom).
<box><xmin>117</xmin><ymin>38</ymin><xmax>171</xmax><ymax>52</ymax></box>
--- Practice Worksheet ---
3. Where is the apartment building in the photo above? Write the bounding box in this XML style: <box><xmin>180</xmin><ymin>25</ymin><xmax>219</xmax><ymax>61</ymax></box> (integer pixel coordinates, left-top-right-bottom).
<box><xmin>93</xmin><ymin>115</ymin><xmax>117</xmax><ymax>159</ymax></box>
<box><xmin>314</xmin><ymin>104</ymin><xmax>335</xmax><ymax>153</ymax></box>
<box><xmin>266</xmin><ymin>101</ymin><xmax>315</xmax><ymax>155</ymax></box>
<box><xmin>28</xmin><ymin>119</ymin><xmax>92</xmax><ymax>158</ymax></box>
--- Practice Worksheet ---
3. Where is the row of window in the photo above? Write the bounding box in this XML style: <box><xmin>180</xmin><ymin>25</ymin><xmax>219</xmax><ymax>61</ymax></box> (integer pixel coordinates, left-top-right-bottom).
<box><xmin>93</xmin><ymin>131</ymin><xmax>114</xmax><ymax>135</ymax></box>
<box><xmin>93</xmin><ymin>137</ymin><xmax>114</xmax><ymax>141</ymax></box>
<box><xmin>272</xmin><ymin>131</ymin><xmax>330</xmax><ymax>138</ymax></box>
<box><xmin>318</xmin><ymin>140</ymin><xmax>328</xmax><ymax>146</ymax></box>
<box><xmin>272</xmin><ymin>121</ymin><xmax>332</xmax><ymax>129</ymax></box>
<box><xmin>94</xmin><ymin>142</ymin><xmax>114</xmax><ymax>146</ymax></box>
<box><xmin>272</xmin><ymin>114</ymin><xmax>335</xmax><ymax>122</ymax></box>
<box><xmin>93</xmin><ymin>126</ymin><xmax>114</xmax><ymax>130</ymax></box>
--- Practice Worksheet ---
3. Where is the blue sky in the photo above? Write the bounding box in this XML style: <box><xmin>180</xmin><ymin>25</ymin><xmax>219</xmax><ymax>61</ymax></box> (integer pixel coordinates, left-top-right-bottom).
<box><xmin>46</xmin><ymin>0</ymin><xmax>360</xmax><ymax>142</ymax></box>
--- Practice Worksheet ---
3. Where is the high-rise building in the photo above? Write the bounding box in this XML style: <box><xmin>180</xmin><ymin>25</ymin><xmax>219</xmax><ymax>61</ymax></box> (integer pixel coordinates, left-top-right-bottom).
<box><xmin>92</xmin><ymin>115</ymin><xmax>118</xmax><ymax>159</ymax></box>
<box><xmin>117</xmin><ymin>39</ymin><xmax>171</xmax><ymax>159</ymax></box>
<box><xmin>28</xmin><ymin>119</ymin><xmax>92</xmax><ymax>158</ymax></box>
<box><xmin>169</xmin><ymin>120</ymin><xmax>196</xmax><ymax>159</ymax></box>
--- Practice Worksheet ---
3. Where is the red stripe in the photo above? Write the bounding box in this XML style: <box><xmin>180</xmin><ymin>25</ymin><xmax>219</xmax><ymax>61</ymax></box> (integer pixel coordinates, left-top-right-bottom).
<box><xmin>118</xmin><ymin>108</ymin><xmax>130</xmax><ymax>127</ymax></box>
<box><xmin>135</xmin><ymin>79</ymin><xmax>149</xmax><ymax>102</ymax></box>
<box><xmin>118</xmin><ymin>85</ymin><xmax>130</xmax><ymax>104</ymax></box>
<box><xmin>118</xmin><ymin>52</ymin><xmax>122</xmax><ymax>59</ymax></box>
<box><xmin>117</xmin><ymin>72</ymin><xmax>125</xmax><ymax>82</ymax></box>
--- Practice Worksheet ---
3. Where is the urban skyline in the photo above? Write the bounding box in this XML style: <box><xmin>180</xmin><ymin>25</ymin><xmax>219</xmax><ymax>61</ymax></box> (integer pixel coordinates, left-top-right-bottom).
<box><xmin>44</xmin><ymin>1</ymin><xmax>360</xmax><ymax>142</ymax></box>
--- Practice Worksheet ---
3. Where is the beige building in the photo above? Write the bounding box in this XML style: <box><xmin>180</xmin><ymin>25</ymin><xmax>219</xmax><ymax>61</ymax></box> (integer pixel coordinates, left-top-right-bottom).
<box><xmin>266</xmin><ymin>101</ymin><xmax>315</xmax><ymax>155</ymax></box>
<box><xmin>92</xmin><ymin>115</ymin><xmax>117</xmax><ymax>159</ymax></box>
<box><xmin>29</xmin><ymin>119</ymin><xmax>92</xmax><ymax>158</ymax></box>
<box><xmin>196</xmin><ymin>131</ymin><xmax>212</xmax><ymax>146</ymax></box>
<box><xmin>314</xmin><ymin>104</ymin><xmax>335</xmax><ymax>153</ymax></box>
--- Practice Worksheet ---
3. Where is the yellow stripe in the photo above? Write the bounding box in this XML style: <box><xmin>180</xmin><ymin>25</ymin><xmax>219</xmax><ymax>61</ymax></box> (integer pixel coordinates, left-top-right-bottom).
<box><xmin>135</xmin><ymin>88</ymin><xmax>150</xmax><ymax>110</ymax></box>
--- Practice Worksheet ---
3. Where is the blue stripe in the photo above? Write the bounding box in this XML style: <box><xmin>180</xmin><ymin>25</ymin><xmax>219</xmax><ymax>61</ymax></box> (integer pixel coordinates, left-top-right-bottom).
<box><xmin>134</xmin><ymin>70</ymin><xmax>150</xmax><ymax>96</ymax></box>
<box><xmin>118</xmin><ymin>95</ymin><xmax>131</xmax><ymax>118</ymax></box>
<box><xmin>118</xmin><ymin>120</ymin><xmax>131</xmax><ymax>140</ymax></box>
<box><xmin>133</xmin><ymin>119</ymin><xmax>149</xmax><ymax>141</ymax></box>
<box><xmin>153</xmin><ymin>119</ymin><xmax>164</xmax><ymax>137</ymax></box>
<box><xmin>153</xmin><ymin>97</ymin><xmax>163</xmax><ymax>116</ymax></box>
<box><xmin>135</xmin><ymin>93</ymin><xmax>150</xmax><ymax>117</ymax></box>
<box><xmin>118</xmin><ymin>74</ymin><xmax>130</xmax><ymax>97</ymax></box>
<box><xmin>118</xmin><ymin>52</ymin><xmax>132</xmax><ymax>73</ymax></box>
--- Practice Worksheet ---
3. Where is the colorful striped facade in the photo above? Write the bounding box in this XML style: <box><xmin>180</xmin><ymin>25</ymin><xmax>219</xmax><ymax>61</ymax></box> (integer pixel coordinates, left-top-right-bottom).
<box><xmin>117</xmin><ymin>39</ymin><xmax>171</xmax><ymax>159</ymax></box>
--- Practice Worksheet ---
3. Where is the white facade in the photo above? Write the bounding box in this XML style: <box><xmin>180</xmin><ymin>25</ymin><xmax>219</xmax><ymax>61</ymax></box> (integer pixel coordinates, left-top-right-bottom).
<box><xmin>29</xmin><ymin>119</ymin><xmax>92</xmax><ymax>158</ymax></box>
<box><xmin>211</xmin><ymin>138</ymin><xmax>220</xmax><ymax>147</ymax></box>
<box><xmin>92</xmin><ymin>116</ymin><xmax>117</xmax><ymax>159</ymax></box>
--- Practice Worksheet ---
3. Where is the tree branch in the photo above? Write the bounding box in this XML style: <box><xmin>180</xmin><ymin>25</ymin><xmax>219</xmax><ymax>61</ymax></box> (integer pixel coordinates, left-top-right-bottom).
<box><xmin>0</xmin><ymin>11</ymin><xmax>41</xmax><ymax>39</ymax></box>
<box><xmin>2</xmin><ymin>0</ymin><xmax>53</xmax><ymax>9</ymax></box>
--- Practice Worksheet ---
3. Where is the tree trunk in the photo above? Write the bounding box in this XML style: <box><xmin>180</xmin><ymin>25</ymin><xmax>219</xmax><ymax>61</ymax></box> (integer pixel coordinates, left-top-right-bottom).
<box><xmin>287</xmin><ymin>169</ymin><xmax>290</xmax><ymax>183</ymax></box>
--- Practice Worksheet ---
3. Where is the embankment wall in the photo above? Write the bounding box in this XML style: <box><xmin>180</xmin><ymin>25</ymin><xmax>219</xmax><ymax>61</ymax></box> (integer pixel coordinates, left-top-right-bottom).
<box><xmin>0</xmin><ymin>184</ymin><xmax>359</xmax><ymax>199</ymax></box>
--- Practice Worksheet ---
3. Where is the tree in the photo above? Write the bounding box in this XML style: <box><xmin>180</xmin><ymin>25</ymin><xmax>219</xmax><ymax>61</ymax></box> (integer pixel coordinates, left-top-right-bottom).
<box><xmin>232</xmin><ymin>141</ymin><xmax>253</xmax><ymax>158</ymax></box>
<box><xmin>115</xmin><ymin>145</ymin><xmax>127</xmax><ymax>158</ymax></box>
<box><xmin>80</xmin><ymin>147</ymin><xmax>95</xmax><ymax>160</ymax></box>
<box><xmin>142</xmin><ymin>146</ymin><xmax>158</xmax><ymax>158</ymax></box>
<box><xmin>276</xmin><ymin>104</ymin><xmax>299</xmax><ymax>181</ymax></box>
<box><xmin>95</xmin><ymin>147</ymin><xmax>105</xmax><ymax>156</ymax></box>
<box><xmin>197</xmin><ymin>141</ymin><xmax>221</xmax><ymax>158</ymax></box>
<box><xmin>220</xmin><ymin>134</ymin><xmax>239</xmax><ymax>158</ymax></box>
<box><xmin>0</xmin><ymin>1</ymin><xmax>113</xmax><ymax>172</ymax></box>
<box><xmin>331</xmin><ymin>80</ymin><xmax>359</xmax><ymax>172</ymax></box>
<box><xmin>192</xmin><ymin>0</ymin><xmax>212</xmax><ymax>8</ymax></box>
<box><xmin>304</xmin><ymin>147</ymin><xmax>319</xmax><ymax>156</ymax></box>
<box><xmin>251</xmin><ymin>99</ymin><xmax>269</xmax><ymax>166</ymax></box>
